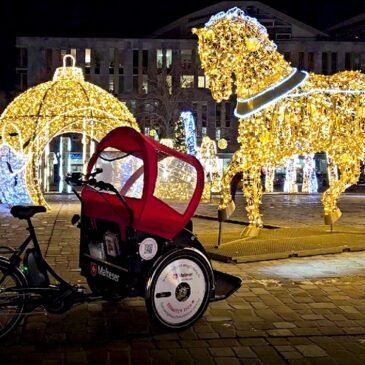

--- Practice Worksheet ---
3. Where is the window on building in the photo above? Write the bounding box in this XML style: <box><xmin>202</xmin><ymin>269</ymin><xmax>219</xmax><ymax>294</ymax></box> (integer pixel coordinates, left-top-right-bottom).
<box><xmin>71</xmin><ymin>48</ymin><xmax>77</xmax><ymax>59</ymax></box>
<box><xmin>331</xmin><ymin>52</ymin><xmax>337</xmax><ymax>74</ymax></box>
<box><xmin>202</xmin><ymin>104</ymin><xmax>207</xmax><ymax>128</ymax></box>
<box><xmin>322</xmin><ymin>52</ymin><xmax>328</xmax><ymax>74</ymax></box>
<box><xmin>85</xmin><ymin>48</ymin><xmax>91</xmax><ymax>65</ymax></box>
<box><xmin>216</xmin><ymin>128</ymin><xmax>221</xmax><ymax>140</ymax></box>
<box><xmin>16</xmin><ymin>48</ymin><xmax>28</xmax><ymax>68</ymax></box>
<box><xmin>180</xmin><ymin>49</ymin><xmax>192</xmax><ymax>68</ymax></box>
<box><xmin>142</xmin><ymin>75</ymin><xmax>148</xmax><ymax>94</ymax></box>
<box><xmin>61</xmin><ymin>49</ymin><xmax>67</xmax><ymax>59</ymax></box>
<box><xmin>180</xmin><ymin>75</ymin><xmax>194</xmax><ymax>88</ymax></box>
<box><xmin>109</xmin><ymin>75</ymin><xmax>114</xmax><ymax>93</ymax></box>
<box><xmin>129</xmin><ymin>100</ymin><xmax>136</xmax><ymax>113</ymax></box>
<box><xmin>16</xmin><ymin>70</ymin><xmax>27</xmax><ymax>91</ymax></box>
<box><xmin>345</xmin><ymin>53</ymin><xmax>351</xmax><ymax>70</ymax></box>
<box><xmin>157</xmin><ymin>49</ymin><xmax>163</xmax><ymax>68</ymax></box>
<box><xmin>202</xmin><ymin>127</ymin><xmax>207</xmax><ymax>135</ymax></box>
<box><xmin>307</xmin><ymin>52</ymin><xmax>314</xmax><ymax>71</ymax></box>
<box><xmin>119</xmin><ymin>75</ymin><xmax>124</xmax><ymax>93</ymax></box>
<box><xmin>225</xmin><ymin>103</ymin><xmax>231</xmax><ymax>128</ymax></box>
<box><xmin>133</xmin><ymin>75</ymin><xmax>139</xmax><ymax>92</ymax></box>
<box><xmin>353</xmin><ymin>53</ymin><xmax>361</xmax><ymax>70</ymax></box>
<box><xmin>166</xmin><ymin>49</ymin><xmax>172</xmax><ymax>69</ymax></box>
<box><xmin>216</xmin><ymin>105</ymin><xmax>221</xmax><ymax>128</ymax></box>
<box><xmin>283</xmin><ymin>52</ymin><xmax>291</xmax><ymax>62</ymax></box>
<box><xmin>298</xmin><ymin>52</ymin><xmax>305</xmax><ymax>69</ymax></box>
<box><xmin>198</xmin><ymin>75</ymin><xmax>210</xmax><ymax>88</ymax></box>
<box><xmin>94</xmin><ymin>50</ymin><xmax>101</xmax><ymax>74</ymax></box>
<box><xmin>109</xmin><ymin>48</ymin><xmax>115</xmax><ymax>74</ymax></box>
<box><xmin>118</xmin><ymin>49</ymin><xmax>124</xmax><ymax>75</ymax></box>
<box><xmin>195</xmin><ymin>50</ymin><xmax>201</xmax><ymax>69</ymax></box>
<box><xmin>133</xmin><ymin>50</ymin><xmax>139</xmax><ymax>74</ymax></box>
<box><xmin>142</xmin><ymin>50</ymin><xmax>148</xmax><ymax>73</ymax></box>
<box><xmin>85</xmin><ymin>48</ymin><xmax>91</xmax><ymax>74</ymax></box>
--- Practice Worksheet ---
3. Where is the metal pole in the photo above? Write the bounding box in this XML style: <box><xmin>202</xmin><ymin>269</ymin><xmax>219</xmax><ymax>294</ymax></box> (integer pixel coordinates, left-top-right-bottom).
<box><xmin>216</xmin><ymin>221</ymin><xmax>222</xmax><ymax>248</ymax></box>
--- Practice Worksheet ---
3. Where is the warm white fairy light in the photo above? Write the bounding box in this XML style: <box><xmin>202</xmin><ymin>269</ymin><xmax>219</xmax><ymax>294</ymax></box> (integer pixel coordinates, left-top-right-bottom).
<box><xmin>194</xmin><ymin>8</ymin><xmax>365</xmax><ymax>236</ymax></box>
<box><xmin>0</xmin><ymin>55</ymin><xmax>138</xmax><ymax>206</ymax></box>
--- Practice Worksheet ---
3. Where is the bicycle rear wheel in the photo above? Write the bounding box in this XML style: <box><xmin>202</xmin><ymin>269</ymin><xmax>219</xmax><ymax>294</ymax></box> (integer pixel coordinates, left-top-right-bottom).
<box><xmin>0</xmin><ymin>260</ymin><xmax>27</xmax><ymax>340</ymax></box>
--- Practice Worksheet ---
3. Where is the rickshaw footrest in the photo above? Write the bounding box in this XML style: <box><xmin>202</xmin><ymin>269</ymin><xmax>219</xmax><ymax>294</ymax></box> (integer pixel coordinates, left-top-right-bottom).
<box><xmin>210</xmin><ymin>270</ymin><xmax>241</xmax><ymax>302</ymax></box>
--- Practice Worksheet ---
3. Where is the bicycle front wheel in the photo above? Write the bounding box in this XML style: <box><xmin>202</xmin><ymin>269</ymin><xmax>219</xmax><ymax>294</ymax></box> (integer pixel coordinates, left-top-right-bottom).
<box><xmin>0</xmin><ymin>259</ymin><xmax>28</xmax><ymax>340</ymax></box>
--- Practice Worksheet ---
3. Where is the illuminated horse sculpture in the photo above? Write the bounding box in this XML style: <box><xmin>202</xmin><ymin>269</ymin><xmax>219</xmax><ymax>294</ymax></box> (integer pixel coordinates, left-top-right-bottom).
<box><xmin>193</xmin><ymin>8</ymin><xmax>365</xmax><ymax>237</ymax></box>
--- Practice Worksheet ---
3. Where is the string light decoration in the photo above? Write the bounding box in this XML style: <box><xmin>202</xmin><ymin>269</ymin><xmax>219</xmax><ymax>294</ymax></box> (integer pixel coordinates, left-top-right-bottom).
<box><xmin>217</xmin><ymin>138</ymin><xmax>228</xmax><ymax>150</ymax></box>
<box><xmin>173</xmin><ymin>114</ymin><xmax>187</xmax><ymax>153</ymax></box>
<box><xmin>302</xmin><ymin>154</ymin><xmax>318</xmax><ymax>193</ymax></box>
<box><xmin>182</xmin><ymin>111</ymin><xmax>198</xmax><ymax>156</ymax></box>
<box><xmin>198</xmin><ymin>136</ymin><xmax>222</xmax><ymax>198</ymax></box>
<box><xmin>193</xmin><ymin>7</ymin><xmax>365</xmax><ymax>236</ymax></box>
<box><xmin>284</xmin><ymin>156</ymin><xmax>298</xmax><ymax>193</ymax></box>
<box><xmin>0</xmin><ymin>144</ymin><xmax>31</xmax><ymax>205</ymax></box>
<box><xmin>0</xmin><ymin>55</ymin><xmax>138</xmax><ymax>207</ymax></box>
<box><xmin>264</xmin><ymin>167</ymin><xmax>275</xmax><ymax>193</ymax></box>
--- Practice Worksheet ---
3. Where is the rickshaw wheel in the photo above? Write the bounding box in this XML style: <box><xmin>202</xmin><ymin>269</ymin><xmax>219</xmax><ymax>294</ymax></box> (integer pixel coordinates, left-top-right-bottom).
<box><xmin>145</xmin><ymin>248</ymin><xmax>213</xmax><ymax>330</ymax></box>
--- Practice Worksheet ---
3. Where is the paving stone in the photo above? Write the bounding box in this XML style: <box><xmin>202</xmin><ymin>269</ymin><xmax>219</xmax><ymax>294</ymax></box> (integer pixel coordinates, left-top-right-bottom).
<box><xmin>295</xmin><ymin>345</ymin><xmax>328</xmax><ymax>357</ymax></box>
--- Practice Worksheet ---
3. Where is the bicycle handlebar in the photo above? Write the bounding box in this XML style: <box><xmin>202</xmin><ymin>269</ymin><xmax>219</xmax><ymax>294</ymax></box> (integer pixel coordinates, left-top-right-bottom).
<box><xmin>66</xmin><ymin>174</ymin><xmax>134</xmax><ymax>227</ymax></box>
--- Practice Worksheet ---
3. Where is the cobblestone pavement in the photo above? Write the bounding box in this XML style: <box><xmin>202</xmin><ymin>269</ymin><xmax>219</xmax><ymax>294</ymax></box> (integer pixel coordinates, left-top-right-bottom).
<box><xmin>2</xmin><ymin>195</ymin><xmax>365</xmax><ymax>364</ymax></box>
<box><xmin>197</xmin><ymin>193</ymin><xmax>365</xmax><ymax>228</ymax></box>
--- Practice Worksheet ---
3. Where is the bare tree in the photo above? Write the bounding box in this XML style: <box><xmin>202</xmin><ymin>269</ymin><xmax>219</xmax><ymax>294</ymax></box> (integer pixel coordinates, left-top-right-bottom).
<box><xmin>135</xmin><ymin>69</ymin><xmax>198</xmax><ymax>138</ymax></box>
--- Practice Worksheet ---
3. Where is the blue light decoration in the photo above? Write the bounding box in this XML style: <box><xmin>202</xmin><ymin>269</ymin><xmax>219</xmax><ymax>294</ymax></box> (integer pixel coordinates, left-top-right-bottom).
<box><xmin>0</xmin><ymin>144</ymin><xmax>32</xmax><ymax>205</ymax></box>
<box><xmin>181</xmin><ymin>111</ymin><xmax>197</xmax><ymax>156</ymax></box>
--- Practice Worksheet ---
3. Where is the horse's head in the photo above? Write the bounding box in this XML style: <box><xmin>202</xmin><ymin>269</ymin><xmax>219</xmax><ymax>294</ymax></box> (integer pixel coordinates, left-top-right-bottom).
<box><xmin>193</xmin><ymin>8</ymin><xmax>303</xmax><ymax>115</ymax></box>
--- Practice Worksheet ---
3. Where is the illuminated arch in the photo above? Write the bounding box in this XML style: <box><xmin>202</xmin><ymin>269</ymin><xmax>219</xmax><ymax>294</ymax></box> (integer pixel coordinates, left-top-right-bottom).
<box><xmin>0</xmin><ymin>55</ymin><xmax>139</xmax><ymax>207</ymax></box>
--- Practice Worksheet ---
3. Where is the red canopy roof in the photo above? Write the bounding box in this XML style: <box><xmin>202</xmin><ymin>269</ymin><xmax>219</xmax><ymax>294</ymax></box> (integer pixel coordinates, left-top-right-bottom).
<box><xmin>82</xmin><ymin>127</ymin><xmax>204</xmax><ymax>240</ymax></box>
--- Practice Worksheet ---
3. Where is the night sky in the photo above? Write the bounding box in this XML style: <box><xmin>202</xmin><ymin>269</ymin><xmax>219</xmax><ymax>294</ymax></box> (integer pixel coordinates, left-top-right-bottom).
<box><xmin>1</xmin><ymin>0</ymin><xmax>365</xmax><ymax>91</ymax></box>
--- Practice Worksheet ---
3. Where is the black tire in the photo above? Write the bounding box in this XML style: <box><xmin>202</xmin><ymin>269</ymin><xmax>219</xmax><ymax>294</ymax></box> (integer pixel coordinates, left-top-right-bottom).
<box><xmin>145</xmin><ymin>248</ymin><xmax>213</xmax><ymax>330</ymax></box>
<box><xmin>0</xmin><ymin>259</ymin><xmax>28</xmax><ymax>340</ymax></box>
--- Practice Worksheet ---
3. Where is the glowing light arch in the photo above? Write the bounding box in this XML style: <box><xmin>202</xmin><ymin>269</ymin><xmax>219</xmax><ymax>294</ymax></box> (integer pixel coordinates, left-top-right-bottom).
<box><xmin>0</xmin><ymin>55</ymin><xmax>139</xmax><ymax>207</ymax></box>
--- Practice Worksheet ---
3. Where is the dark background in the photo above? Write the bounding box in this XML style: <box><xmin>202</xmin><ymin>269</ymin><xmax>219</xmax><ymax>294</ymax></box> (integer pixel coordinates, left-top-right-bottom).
<box><xmin>1</xmin><ymin>0</ymin><xmax>365</xmax><ymax>92</ymax></box>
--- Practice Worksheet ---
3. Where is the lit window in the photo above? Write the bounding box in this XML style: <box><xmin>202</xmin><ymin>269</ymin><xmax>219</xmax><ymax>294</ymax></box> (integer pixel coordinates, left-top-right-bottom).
<box><xmin>180</xmin><ymin>75</ymin><xmax>194</xmax><ymax>88</ymax></box>
<box><xmin>85</xmin><ymin>48</ymin><xmax>91</xmax><ymax>65</ymax></box>
<box><xmin>166</xmin><ymin>49</ymin><xmax>172</xmax><ymax>69</ymax></box>
<box><xmin>198</xmin><ymin>76</ymin><xmax>208</xmax><ymax>88</ymax></box>
<box><xmin>216</xmin><ymin>128</ymin><xmax>221</xmax><ymax>140</ymax></box>
<box><xmin>157</xmin><ymin>49</ymin><xmax>163</xmax><ymax>68</ymax></box>
<box><xmin>71</xmin><ymin>48</ymin><xmax>77</xmax><ymax>59</ymax></box>
<box><xmin>180</xmin><ymin>49</ymin><xmax>192</xmax><ymax>68</ymax></box>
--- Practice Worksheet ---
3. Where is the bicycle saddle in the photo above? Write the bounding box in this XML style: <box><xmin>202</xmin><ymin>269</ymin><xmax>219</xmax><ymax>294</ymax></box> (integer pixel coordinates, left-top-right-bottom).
<box><xmin>10</xmin><ymin>205</ymin><xmax>46</xmax><ymax>219</ymax></box>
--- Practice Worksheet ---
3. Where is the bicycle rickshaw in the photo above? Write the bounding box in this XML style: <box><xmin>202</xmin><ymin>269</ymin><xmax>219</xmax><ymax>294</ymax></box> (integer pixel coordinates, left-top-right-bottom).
<box><xmin>0</xmin><ymin>126</ymin><xmax>241</xmax><ymax>338</ymax></box>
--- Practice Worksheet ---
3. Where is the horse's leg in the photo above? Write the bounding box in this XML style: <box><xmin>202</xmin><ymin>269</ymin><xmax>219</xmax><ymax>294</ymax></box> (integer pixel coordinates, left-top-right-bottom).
<box><xmin>241</xmin><ymin>165</ymin><xmax>263</xmax><ymax>238</ymax></box>
<box><xmin>218</xmin><ymin>151</ymin><xmax>242</xmax><ymax>221</ymax></box>
<box><xmin>322</xmin><ymin>157</ymin><xmax>360</xmax><ymax>225</ymax></box>
<box><xmin>326</xmin><ymin>154</ymin><xmax>338</xmax><ymax>186</ymax></box>
<box><xmin>265</xmin><ymin>167</ymin><xmax>275</xmax><ymax>192</ymax></box>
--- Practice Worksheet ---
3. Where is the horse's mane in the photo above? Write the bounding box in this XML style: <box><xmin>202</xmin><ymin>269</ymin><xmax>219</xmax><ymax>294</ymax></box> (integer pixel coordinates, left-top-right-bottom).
<box><xmin>205</xmin><ymin>7</ymin><xmax>268</xmax><ymax>37</ymax></box>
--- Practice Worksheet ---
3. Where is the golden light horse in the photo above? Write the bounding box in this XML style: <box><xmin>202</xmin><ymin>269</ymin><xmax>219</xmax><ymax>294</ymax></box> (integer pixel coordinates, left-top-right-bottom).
<box><xmin>193</xmin><ymin>8</ymin><xmax>365</xmax><ymax>237</ymax></box>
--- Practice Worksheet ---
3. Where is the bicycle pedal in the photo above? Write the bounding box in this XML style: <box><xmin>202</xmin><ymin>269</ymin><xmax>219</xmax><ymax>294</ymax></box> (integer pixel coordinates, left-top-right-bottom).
<box><xmin>73</xmin><ymin>284</ymin><xmax>87</xmax><ymax>293</ymax></box>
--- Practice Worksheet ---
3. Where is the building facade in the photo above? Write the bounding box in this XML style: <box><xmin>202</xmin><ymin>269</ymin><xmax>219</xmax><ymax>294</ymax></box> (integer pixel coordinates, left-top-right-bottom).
<box><xmin>14</xmin><ymin>1</ymin><xmax>365</xmax><ymax>189</ymax></box>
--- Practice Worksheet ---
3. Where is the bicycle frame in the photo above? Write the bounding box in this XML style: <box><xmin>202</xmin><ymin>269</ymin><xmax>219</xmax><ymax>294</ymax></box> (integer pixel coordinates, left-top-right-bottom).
<box><xmin>0</xmin><ymin>217</ymin><xmax>72</xmax><ymax>295</ymax></box>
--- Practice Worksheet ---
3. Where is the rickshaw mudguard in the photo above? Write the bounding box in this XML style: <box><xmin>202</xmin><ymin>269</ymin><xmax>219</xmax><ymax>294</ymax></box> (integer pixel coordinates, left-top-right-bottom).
<box><xmin>210</xmin><ymin>270</ymin><xmax>242</xmax><ymax>302</ymax></box>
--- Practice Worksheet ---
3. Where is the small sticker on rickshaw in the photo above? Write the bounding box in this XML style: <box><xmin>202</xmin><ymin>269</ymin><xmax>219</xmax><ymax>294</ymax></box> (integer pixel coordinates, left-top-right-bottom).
<box><xmin>139</xmin><ymin>238</ymin><xmax>158</xmax><ymax>260</ymax></box>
